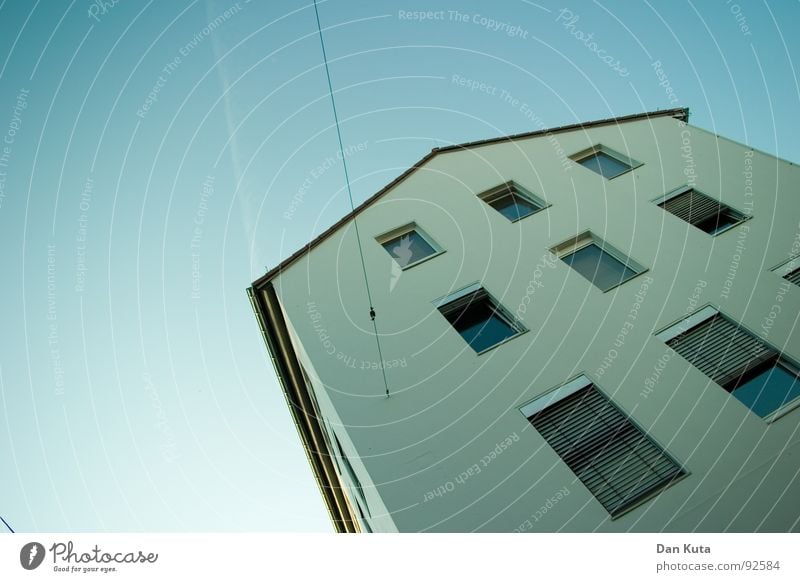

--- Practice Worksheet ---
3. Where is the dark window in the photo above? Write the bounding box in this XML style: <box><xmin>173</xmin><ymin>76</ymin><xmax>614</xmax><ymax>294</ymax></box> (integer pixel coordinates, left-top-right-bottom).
<box><xmin>526</xmin><ymin>381</ymin><xmax>684</xmax><ymax>516</ymax></box>
<box><xmin>729</xmin><ymin>360</ymin><xmax>800</xmax><ymax>418</ymax></box>
<box><xmin>491</xmin><ymin>193</ymin><xmax>540</xmax><ymax>221</ymax></box>
<box><xmin>577</xmin><ymin>151</ymin><xmax>632</xmax><ymax>179</ymax></box>
<box><xmin>784</xmin><ymin>266</ymin><xmax>800</xmax><ymax>287</ymax></box>
<box><xmin>381</xmin><ymin>229</ymin><xmax>438</xmax><ymax>268</ymax></box>
<box><xmin>438</xmin><ymin>288</ymin><xmax>524</xmax><ymax>353</ymax></box>
<box><xmin>563</xmin><ymin>243</ymin><xmax>640</xmax><ymax>291</ymax></box>
<box><xmin>478</xmin><ymin>182</ymin><xmax>547</xmax><ymax>222</ymax></box>
<box><xmin>664</xmin><ymin>310</ymin><xmax>800</xmax><ymax>418</ymax></box>
<box><xmin>658</xmin><ymin>188</ymin><xmax>746</xmax><ymax>235</ymax></box>
<box><xmin>356</xmin><ymin>502</ymin><xmax>373</xmax><ymax>533</ymax></box>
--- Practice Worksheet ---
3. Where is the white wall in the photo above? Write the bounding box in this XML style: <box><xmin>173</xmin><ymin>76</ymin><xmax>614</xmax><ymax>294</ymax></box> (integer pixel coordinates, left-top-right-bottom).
<box><xmin>271</xmin><ymin>115</ymin><xmax>800</xmax><ymax>532</ymax></box>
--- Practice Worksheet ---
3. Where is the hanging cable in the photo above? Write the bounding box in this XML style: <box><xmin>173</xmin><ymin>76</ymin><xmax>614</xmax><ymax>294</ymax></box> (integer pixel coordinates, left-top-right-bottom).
<box><xmin>312</xmin><ymin>0</ymin><xmax>390</xmax><ymax>397</ymax></box>
<box><xmin>0</xmin><ymin>514</ymin><xmax>14</xmax><ymax>533</ymax></box>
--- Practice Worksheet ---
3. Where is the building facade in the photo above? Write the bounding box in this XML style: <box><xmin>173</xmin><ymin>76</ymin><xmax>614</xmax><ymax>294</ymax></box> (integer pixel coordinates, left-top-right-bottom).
<box><xmin>249</xmin><ymin>108</ymin><xmax>800</xmax><ymax>532</ymax></box>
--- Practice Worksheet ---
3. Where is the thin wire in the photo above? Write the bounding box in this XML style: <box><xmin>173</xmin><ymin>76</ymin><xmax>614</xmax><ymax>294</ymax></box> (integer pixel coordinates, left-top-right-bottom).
<box><xmin>0</xmin><ymin>514</ymin><xmax>14</xmax><ymax>533</ymax></box>
<box><xmin>312</xmin><ymin>0</ymin><xmax>390</xmax><ymax>397</ymax></box>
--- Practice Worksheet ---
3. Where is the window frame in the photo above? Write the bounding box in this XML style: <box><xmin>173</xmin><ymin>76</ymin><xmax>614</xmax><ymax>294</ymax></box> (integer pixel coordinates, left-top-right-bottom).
<box><xmin>551</xmin><ymin>231</ymin><xmax>648</xmax><ymax>292</ymax></box>
<box><xmin>569</xmin><ymin>144</ymin><xmax>642</xmax><ymax>179</ymax></box>
<box><xmin>519</xmin><ymin>374</ymin><xmax>688</xmax><ymax>519</ymax></box>
<box><xmin>476</xmin><ymin>180</ymin><xmax>550</xmax><ymax>223</ymax></box>
<box><xmin>653</xmin><ymin>185</ymin><xmax>749</xmax><ymax>236</ymax></box>
<box><xmin>656</xmin><ymin>305</ymin><xmax>800</xmax><ymax>422</ymax></box>
<box><xmin>434</xmin><ymin>283</ymin><xmax>527</xmax><ymax>355</ymax></box>
<box><xmin>375</xmin><ymin>222</ymin><xmax>444</xmax><ymax>271</ymax></box>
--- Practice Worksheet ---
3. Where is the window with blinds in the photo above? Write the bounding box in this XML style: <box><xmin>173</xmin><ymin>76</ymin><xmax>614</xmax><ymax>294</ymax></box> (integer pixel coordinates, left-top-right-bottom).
<box><xmin>523</xmin><ymin>377</ymin><xmax>685</xmax><ymax>517</ymax></box>
<box><xmin>376</xmin><ymin>222</ymin><xmax>442</xmax><ymax>270</ymax></box>
<box><xmin>659</xmin><ymin>307</ymin><xmax>800</xmax><ymax>418</ymax></box>
<box><xmin>657</xmin><ymin>187</ymin><xmax>746</xmax><ymax>235</ymax></box>
<box><xmin>785</xmin><ymin>266</ymin><xmax>800</xmax><ymax>287</ymax></box>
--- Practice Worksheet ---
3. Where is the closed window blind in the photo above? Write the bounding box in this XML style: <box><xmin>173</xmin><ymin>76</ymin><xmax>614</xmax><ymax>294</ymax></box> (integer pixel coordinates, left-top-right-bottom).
<box><xmin>666</xmin><ymin>313</ymin><xmax>776</xmax><ymax>388</ymax></box>
<box><xmin>527</xmin><ymin>384</ymin><xmax>684</xmax><ymax>516</ymax></box>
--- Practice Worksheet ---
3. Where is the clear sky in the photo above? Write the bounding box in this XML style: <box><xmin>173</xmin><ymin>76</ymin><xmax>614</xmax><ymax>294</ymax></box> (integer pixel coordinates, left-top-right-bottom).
<box><xmin>0</xmin><ymin>0</ymin><xmax>798</xmax><ymax>532</ymax></box>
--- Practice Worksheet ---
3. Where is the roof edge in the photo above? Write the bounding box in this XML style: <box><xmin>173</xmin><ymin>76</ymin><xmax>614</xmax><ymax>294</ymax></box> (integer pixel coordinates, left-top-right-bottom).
<box><xmin>252</xmin><ymin>107</ymin><xmax>688</xmax><ymax>289</ymax></box>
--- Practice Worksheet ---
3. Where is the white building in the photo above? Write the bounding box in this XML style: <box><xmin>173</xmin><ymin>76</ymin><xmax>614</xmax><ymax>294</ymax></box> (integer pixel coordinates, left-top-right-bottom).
<box><xmin>249</xmin><ymin>108</ymin><xmax>800</xmax><ymax>532</ymax></box>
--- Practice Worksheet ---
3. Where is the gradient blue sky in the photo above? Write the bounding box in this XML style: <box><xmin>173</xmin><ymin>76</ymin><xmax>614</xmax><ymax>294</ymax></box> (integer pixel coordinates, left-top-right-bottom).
<box><xmin>0</xmin><ymin>0</ymin><xmax>798</xmax><ymax>532</ymax></box>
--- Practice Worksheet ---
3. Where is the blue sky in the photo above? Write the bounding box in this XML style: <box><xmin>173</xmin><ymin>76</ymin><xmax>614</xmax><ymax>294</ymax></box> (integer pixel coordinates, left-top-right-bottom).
<box><xmin>0</xmin><ymin>0</ymin><xmax>798</xmax><ymax>532</ymax></box>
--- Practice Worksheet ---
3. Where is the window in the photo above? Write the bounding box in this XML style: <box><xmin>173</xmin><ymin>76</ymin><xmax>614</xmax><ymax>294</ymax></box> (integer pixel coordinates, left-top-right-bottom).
<box><xmin>656</xmin><ymin>186</ymin><xmax>747</xmax><ymax>235</ymax></box>
<box><xmin>657</xmin><ymin>306</ymin><xmax>800</xmax><ymax>419</ymax></box>
<box><xmin>477</xmin><ymin>181</ymin><xmax>548</xmax><ymax>222</ymax></box>
<box><xmin>570</xmin><ymin>145</ymin><xmax>640</xmax><ymax>179</ymax></box>
<box><xmin>521</xmin><ymin>375</ymin><xmax>685</xmax><ymax>517</ymax></box>
<box><xmin>773</xmin><ymin>257</ymin><xmax>800</xmax><ymax>287</ymax></box>
<box><xmin>435</xmin><ymin>283</ymin><xmax>525</xmax><ymax>353</ymax></box>
<box><xmin>786</xmin><ymin>267</ymin><xmax>800</xmax><ymax>287</ymax></box>
<box><xmin>333</xmin><ymin>432</ymin><xmax>370</xmax><ymax>516</ymax></box>
<box><xmin>301</xmin><ymin>368</ymin><xmax>373</xmax><ymax>529</ymax></box>
<box><xmin>552</xmin><ymin>232</ymin><xmax>645</xmax><ymax>292</ymax></box>
<box><xmin>376</xmin><ymin>223</ymin><xmax>442</xmax><ymax>269</ymax></box>
<box><xmin>300</xmin><ymin>365</ymin><xmax>324</xmax><ymax>422</ymax></box>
